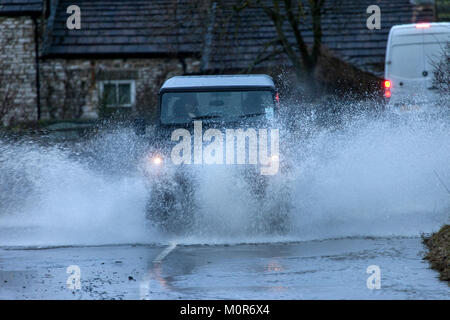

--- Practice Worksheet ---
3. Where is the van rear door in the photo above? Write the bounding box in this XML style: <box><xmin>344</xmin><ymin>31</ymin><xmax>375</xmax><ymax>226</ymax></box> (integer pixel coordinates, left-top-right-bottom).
<box><xmin>385</xmin><ymin>24</ymin><xmax>450</xmax><ymax>101</ymax></box>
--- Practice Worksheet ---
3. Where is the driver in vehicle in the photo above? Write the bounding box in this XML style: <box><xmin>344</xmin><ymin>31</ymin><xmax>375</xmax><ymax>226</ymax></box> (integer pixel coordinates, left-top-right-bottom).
<box><xmin>172</xmin><ymin>93</ymin><xmax>199</xmax><ymax>121</ymax></box>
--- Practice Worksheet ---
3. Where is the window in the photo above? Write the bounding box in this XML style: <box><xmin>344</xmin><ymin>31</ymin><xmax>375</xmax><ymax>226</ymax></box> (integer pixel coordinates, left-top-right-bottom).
<box><xmin>99</xmin><ymin>80</ymin><xmax>135</xmax><ymax>107</ymax></box>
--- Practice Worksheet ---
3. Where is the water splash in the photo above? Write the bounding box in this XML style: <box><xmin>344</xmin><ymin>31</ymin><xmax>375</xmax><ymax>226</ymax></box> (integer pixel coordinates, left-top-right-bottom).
<box><xmin>287</xmin><ymin>108</ymin><xmax>450</xmax><ymax>240</ymax></box>
<box><xmin>0</xmin><ymin>103</ymin><xmax>449</xmax><ymax>247</ymax></box>
<box><xmin>0</xmin><ymin>131</ymin><xmax>158</xmax><ymax>247</ymax></box>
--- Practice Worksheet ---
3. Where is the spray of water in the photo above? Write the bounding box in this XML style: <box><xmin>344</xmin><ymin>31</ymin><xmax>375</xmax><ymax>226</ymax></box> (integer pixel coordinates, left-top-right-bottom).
<box><xmin>287</xmin><ymin>108</ymin><xmax>450</xmax><ymax>240</ymax></box>
<box><xmin>0</xmin><ymin>131</ymin><xmax>160</xmax><ymax>247</ymax></box>
<box><xmin>0</xmin><ymin>103</ymin><xmax>449</xmax><ymax>247</ymax></box>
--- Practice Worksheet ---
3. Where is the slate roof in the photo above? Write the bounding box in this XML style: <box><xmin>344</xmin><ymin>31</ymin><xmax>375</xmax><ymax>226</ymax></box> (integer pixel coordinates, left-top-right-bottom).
<box><xmin>0</xmin><ymin>0</ymin><xmax>43</xmax><ymax>16</ymax></box>
<box><xmin>46</xmin><ymin>0</ymin><xmax>208</xmax><ymax>56</ymax></box>
<box><xmin>208</xmin><ymin>0</ymin><xmax>435</xmax><ymax>76</ymax></box>
<box><xmin>42</xmin><ymin>0</ymin><xmax>435</xmax><ymax>76</ymax></box>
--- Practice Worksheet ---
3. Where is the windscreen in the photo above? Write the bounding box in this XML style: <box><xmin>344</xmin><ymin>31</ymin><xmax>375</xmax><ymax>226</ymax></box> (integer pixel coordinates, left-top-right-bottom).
<box><xmin>160</xmin><ymin>90</ymin><xmax>275</xmax><ymax>124</ymax></box>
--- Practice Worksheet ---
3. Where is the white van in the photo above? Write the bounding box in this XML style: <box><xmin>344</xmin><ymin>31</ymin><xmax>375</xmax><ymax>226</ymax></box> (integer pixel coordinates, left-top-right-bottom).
<box><xmin>384</xmin><ymin>22</ymin><xmax>450</xmax><ymax>107</ymax></box>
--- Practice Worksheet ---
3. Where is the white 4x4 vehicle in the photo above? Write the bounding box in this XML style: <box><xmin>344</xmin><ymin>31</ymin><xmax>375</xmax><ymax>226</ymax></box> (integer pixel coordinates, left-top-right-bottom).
<box><xmin>142</xmin><ymin>75</ymin><xmax>288</xmax><ymax>234</ymax></box>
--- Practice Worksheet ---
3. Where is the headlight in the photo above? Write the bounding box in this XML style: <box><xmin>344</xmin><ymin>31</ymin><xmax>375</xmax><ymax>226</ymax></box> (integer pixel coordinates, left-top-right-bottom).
<box><xmin>151</xmin><ymin>155</ymin><xmax>163</xmax><ymax>166</ymax></box>
<box><xmin>142</xmin><ymin>152</ymin><xmax>166</xmax><ymax>177</ymax></box>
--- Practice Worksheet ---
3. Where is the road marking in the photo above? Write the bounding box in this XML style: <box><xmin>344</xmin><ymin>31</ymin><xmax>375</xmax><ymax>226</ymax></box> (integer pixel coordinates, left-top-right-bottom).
<box><xmin>140</xmin><ymin>243</ymin><xmax>177</xmax><ymax>299</ymax></box>
<box><xmin>153</xmin><ymin>243</ymin><xmax>177</xmax><ymax>264</ymax></box>
<box><xmin>139</xmin><ymin>280</ymin><xmax>151</xmax><ymax>300</ymax></box>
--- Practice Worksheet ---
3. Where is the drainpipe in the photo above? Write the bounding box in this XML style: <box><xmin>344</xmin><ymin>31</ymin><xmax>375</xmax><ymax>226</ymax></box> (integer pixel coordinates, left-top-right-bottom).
<box><xmin>33</xmin><ymin>16</ymin><xmax>41</xmax><ymax>121</ymax></box>
<box><xmin>200</xmin><ymin>1</ymin><xmax>217</xmax><ymax>72</ymax></box>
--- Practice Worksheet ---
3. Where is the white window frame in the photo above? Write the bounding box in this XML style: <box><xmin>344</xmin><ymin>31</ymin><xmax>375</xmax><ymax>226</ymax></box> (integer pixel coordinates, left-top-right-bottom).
<box><xmin>99</xmin><ymin>80</ymin><xmax>136</xmax><ymax>108</ymax></box>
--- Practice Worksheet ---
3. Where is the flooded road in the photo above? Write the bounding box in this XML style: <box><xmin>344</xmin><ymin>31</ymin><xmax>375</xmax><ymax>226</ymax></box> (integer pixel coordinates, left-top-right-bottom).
<box><xmin>0</xmin><ymin>237</ymin><xmax>448</xmax><ymax>300</ymax></box>
<box><xmin>1</xmin><ymin>106</ymin><xmax>450</xmax><ymax>299</ymax></box>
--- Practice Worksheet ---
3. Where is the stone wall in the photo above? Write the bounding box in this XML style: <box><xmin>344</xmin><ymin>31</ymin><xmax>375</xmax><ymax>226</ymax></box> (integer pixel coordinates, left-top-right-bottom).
<box><xmin>40</xmin><ymin>57</ymin><xmax>201</xmax><ymax>122</ymax></box>
<box><xmin>0</xmin><ymin>16</ymin><xmax>39</xmax><ymax>126</ymax></box>
<box><xmin>0</xmin><ymin>14</ymin><xmax>201</xmax><ymax>125</ymax></box>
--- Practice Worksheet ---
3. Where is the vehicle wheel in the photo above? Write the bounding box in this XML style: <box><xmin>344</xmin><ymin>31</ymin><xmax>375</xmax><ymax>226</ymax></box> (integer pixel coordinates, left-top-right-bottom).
<box><xmin>249</xmin><ymin>179</ymin><xmax>292</xmax><ymax>235</ymax></box>
<box><xmin>145</xmin><ymin>170</ymin><xmax>196</xmax><ymax>235</ymax></box>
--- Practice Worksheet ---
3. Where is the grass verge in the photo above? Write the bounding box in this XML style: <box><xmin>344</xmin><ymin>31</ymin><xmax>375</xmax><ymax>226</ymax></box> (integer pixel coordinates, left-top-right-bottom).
<box><xmin>423</xmin><ymin>225</ymin><xmax>450</xmax><ymax>283</ymax></box>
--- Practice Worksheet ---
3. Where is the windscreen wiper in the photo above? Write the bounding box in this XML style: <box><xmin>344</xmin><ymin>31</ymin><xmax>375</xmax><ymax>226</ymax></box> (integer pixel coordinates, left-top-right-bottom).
<box><xmin>191</xmin><ymin>113</ymin><xmax>223</xmax><ymax>120</ymax></box>
<box><xmin>240</xmin><ymin>112</ymin><xmax>265</xmax><ymax>118</ymax></box>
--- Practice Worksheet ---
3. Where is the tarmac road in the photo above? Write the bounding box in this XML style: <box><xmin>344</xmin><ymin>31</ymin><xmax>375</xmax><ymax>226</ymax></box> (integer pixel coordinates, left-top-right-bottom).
<box><xmin>0</xmin><ymin>237</ymin><xmax>448</xmax><ymax>300</ymax></box>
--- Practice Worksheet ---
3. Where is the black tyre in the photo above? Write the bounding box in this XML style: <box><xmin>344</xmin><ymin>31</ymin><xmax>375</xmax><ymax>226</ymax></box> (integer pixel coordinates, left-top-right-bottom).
<box><xmin>146</xmin><ymin>169</ymin><xmax>196</xmax><ymax>235</ymax></box>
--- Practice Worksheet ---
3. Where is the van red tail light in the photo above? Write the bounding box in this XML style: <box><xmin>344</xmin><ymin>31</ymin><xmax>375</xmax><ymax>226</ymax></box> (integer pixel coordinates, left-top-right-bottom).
<box><xmin>275</xmin><ymin>92</ymin><xmax>280</xmax><ymax>103</ymax></box>
<box><xmin>384</xmin><ymin>80</ymin><xmax>391</xmax><ymax>98</ymax></box>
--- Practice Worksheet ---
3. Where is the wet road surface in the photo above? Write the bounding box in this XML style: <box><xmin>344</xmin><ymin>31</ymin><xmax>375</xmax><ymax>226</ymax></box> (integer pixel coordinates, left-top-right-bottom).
<box><xmin>0</xmin><ymin>237</ymin><xmax>448</xmax><ymax>299</ymax></box>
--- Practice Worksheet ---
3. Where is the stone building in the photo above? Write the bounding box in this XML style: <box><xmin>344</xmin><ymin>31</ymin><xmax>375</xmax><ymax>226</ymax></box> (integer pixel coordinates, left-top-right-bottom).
<box><xmin>0</xmin><ymin>0</ymin><xmax>42</xmax><ymax>125</ymax></box>
<box><xmin>0</xmin><ymin>0</ymin><xmax>438</xmax><ymax>126</ymax></box>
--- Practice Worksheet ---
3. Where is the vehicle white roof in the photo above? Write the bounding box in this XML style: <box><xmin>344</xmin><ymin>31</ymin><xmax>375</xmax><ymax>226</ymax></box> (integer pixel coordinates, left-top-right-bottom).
<box><xmin>160</xmin><ymin>74</ymin><xmax>275</xmax><ymax>91</ymax></box>
<box><xmin>387</xmin><ymin>22</ymin><xmax>450</xmax><ymax>47</ymax></box>
<box><xmin>390</xmin><ymin>22</ymin><xmax>450</xmax><ymax>35</ymax></box>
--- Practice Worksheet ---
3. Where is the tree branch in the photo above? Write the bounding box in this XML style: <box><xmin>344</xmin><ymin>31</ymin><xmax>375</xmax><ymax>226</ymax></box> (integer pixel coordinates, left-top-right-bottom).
<box><xmin>257</xmin><ymin>0</ymin><xmax>303</xmax><ymax>73</ymax></box>
<box><xmin>284</xmin><ymin>0</ymin><xmax>313</xmax><ymax>70</ymax></box>
<box><xmin>309</xmin><ymin>0</ymin><xmax>324</xmax><ymax>65</ymax></box>
<box><xmin>246</xmin><ymin>39</ymin><xmax>285</xmax><ymax>73</ymax></box>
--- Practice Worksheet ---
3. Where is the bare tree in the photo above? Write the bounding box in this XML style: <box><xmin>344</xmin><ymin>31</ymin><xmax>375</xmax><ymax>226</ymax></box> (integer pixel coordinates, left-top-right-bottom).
<box><xmin>432</xmin><ymin>43</ymin><xmax>450</xmax><ymax>93</ymax></box>
<box><xmin>41</xmin><ymin>64</ymin><xmax>87</xmax><ymax>120</ymax></box>
<box><xmin>235</xmin><ymin>0</ymin><xmax>327</xmax><ymax>88</ymax></box>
